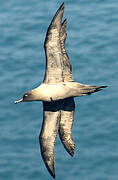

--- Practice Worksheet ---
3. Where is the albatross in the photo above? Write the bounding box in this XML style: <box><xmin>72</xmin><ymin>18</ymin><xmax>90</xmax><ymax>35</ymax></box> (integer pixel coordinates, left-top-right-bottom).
<box><xmin>14</xmin><ymin>2</ymin><xmax>107</xmax><ymax>178</ymax></box>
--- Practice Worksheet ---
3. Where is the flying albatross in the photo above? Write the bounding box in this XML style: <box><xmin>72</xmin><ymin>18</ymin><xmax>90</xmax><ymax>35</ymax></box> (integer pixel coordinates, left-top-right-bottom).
<box><xmin>14</xmin><ymin>2</ymin><xmax>107</xmax><ymax>178</ymax></box>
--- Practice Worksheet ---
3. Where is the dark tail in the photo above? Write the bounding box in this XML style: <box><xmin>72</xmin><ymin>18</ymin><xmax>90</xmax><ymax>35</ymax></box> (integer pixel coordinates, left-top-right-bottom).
<box><xmin>80</xmin><ymin>85</ymin><xmax>107</xmax><ymax>95</ymax></box>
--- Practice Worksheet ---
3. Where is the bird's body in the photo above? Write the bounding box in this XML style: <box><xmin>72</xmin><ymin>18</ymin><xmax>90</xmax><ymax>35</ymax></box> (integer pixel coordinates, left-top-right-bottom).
<box><xmin>20</xmin><ymin>82</ymin><xmax>106</xmax><ymax>102</ymax></box>
<box><xmin>15</xmin><ymin>2</ymin><xmax>107</xmax><ymax>178</ymax></box>
<box><xmin>30</xmin><ymin>83</ymin><xmax>71</xmax><ymax>102</ymax></box>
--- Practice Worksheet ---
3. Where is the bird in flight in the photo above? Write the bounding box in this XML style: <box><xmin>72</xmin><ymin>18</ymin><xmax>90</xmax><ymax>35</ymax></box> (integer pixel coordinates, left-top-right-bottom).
<box><xmin>14</xmin><ymin>2</ymin><xmax>107</xmax><ymax>178</ymax></box>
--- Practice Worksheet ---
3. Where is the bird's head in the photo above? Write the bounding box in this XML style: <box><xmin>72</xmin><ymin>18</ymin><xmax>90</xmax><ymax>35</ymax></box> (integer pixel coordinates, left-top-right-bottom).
<box><xmin>14</xmin><ymin>91</ymin><xmax>34</xmax><ymax>104</ymax></box>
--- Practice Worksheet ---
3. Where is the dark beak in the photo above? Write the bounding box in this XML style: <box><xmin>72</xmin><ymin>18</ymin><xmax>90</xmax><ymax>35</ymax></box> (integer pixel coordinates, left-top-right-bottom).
<box><xmin>14</xmin><ymin>98</ymin><xmax>23</xmax><ymax>104</ymax></box>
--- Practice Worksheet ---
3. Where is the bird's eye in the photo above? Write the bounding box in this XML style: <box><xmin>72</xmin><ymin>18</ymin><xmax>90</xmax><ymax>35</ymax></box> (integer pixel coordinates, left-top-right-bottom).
<box><xmin>23</xmin><ymin>94</ymin><xmax>29</xmax><ymax>98</ymax></box>
<box><xmin>24</xmin><ymin>94</ymin><xmax>28</xmax><ymax>97</ymax></box>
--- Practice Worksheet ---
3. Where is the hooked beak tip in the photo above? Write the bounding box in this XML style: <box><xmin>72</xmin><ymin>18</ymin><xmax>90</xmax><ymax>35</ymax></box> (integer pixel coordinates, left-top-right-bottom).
<box><xmin>14</xmin><ymin>98</ymin><xmax>23</xmax><ymax>104</ymax></box>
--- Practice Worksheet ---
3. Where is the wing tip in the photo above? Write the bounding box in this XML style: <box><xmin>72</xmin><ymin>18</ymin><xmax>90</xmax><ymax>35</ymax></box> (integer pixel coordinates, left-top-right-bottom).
<box><xmin>45</xmin><ymin>2</ymin><xmax>65</xmax><ymax>45</ymax></box>
<box><xmin>54</xmin><ymin>2</ymin><xmax>65</xmax><ymax>19</ymax></box>
<box><xmin>39</xmin><ymin>136</ymin><xmax>56</xmax><ymax>178</ymax></box>
<box><xmin>59</xmin><ymin>132</ymin><xmax>75</xmax><ymax>157</ymax></box>
<box><xmin>64</xmin><ymin>143</ymin><xmax>75</xmax><ymax>157</ymax></box>
<box><xmin>61</xmin><ymin>18</ymin><xmax>67</xmax><ymax>32</ymax></box>
<box><xmin>46</xmin><ymin>162</ymin><xmax>56</xmax><ymax>178</ymax></box>
<box><xmin>62</xmin><ymin>18</ymin><xmax>67</xmax><ymax>26</ymax></box>
<box><xmin>60</xmin><ymin>2</ymin><xmax>65</xmax><ymax>10</ymax></box>
<box><xmin>67</xmin><ymin>146</ymin><xmax>75</xmax><ymax>157</ymax></box>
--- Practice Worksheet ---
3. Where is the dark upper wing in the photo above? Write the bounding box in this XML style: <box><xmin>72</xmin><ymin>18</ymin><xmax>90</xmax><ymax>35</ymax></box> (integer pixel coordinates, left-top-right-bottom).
<box><xmin>39</xmin><ymin>102</ymin><xmax>61</xmax><ymax>178</ymax></box>
<box><xmin>43</xmin><ymin>3</ymin><xmax>65</xmax><ymax>84</ymax></box>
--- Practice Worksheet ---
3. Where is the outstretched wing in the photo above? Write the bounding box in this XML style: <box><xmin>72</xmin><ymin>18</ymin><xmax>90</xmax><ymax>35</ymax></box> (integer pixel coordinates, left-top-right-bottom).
<box><xmin>43</xmin><ymin>3</ymin><xmax>65</xmax><ymax>84</ymax></box>
<box><xmin>40</xmin><ymin>4</ymin><xmax>65</xmax><ymax>178</ymax></box>
<box><xmin>39</xmin><ymin>102</ymin><xmax>61</xmax><ymax>178</ymax></box>
<box><xmin>59</xmin><ymin>19</ymin><xmax>75</xmax><ymax>156</ymax></box>
<box><xmin>60</xmin><ymin>19</ymin><xmax>73</xmax><ymax>82</ymax></box>
<box><xmin>59</xmin><ymin>97</ymin><xmax>75</xmax><ymax>156</ymax></box>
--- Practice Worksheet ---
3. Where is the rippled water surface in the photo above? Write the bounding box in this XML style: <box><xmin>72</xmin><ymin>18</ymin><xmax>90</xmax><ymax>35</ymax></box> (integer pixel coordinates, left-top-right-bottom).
<box><xmin>0</xmin><ymin>0</ymin><xmax>118</xmax><ymax>179</ymax></box>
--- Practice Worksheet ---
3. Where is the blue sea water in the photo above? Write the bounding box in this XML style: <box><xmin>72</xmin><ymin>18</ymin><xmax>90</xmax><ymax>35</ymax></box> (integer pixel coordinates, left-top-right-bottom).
<box><xmin>0</xmin><ymin>0</ymin><xmax>118</xmax><ymax>179</ymax></box>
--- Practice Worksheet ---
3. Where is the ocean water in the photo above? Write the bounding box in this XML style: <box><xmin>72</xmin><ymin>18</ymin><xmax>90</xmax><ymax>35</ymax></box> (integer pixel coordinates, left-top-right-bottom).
<box><xmin>0</xmin><ymin>0</ymin><xmax>117</xmax><ymax>179</ymax></box>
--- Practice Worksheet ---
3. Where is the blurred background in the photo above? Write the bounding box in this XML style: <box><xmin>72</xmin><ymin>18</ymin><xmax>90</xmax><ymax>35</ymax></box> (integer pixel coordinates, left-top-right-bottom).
<box><xmin>0</xmin><ymin>0</ymin><xmax>117</xmax><ymax>179</ymax></box>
